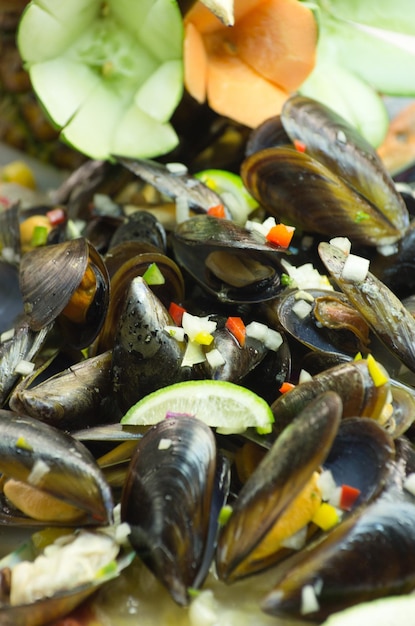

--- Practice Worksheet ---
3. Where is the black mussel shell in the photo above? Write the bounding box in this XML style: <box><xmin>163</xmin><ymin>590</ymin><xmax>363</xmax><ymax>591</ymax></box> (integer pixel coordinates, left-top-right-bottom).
<box><xmin>261</xmin><ymin>499</ymin><xmax>415</xmax><ymax>621</ymax></box>
<box><xmin>171</xmin><ymin>215</ymin><xmax>284</xmax><ymax>304</ymax></box>
<box><xmin>121</xmin><ymin>416</ymin><xmax>228</xmax><ymax>605</ymax></box>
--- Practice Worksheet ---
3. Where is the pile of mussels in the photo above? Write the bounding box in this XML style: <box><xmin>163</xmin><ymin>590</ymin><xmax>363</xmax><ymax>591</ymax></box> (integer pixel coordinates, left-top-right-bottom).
<box><xmin>1</xmin><ymin>95</ymin><xmax>415</xmax><ymax>625</ymax></box>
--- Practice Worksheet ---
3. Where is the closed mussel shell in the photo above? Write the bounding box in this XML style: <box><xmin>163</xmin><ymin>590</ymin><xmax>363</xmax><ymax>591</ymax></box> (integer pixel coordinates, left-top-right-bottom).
<box><xmin>121</xmin><ymin>416</ymin><xmax>225</xmax><ymax>606</ymax></box>
<box><xmin>241</xmin><ymin>146</ymin><xmax>403</xmax><ymax>246</ymax></box>
<box><xmin>281</xmin><ymin>95</ymin><xmax>409</xmax><ymax>237</ymax></box>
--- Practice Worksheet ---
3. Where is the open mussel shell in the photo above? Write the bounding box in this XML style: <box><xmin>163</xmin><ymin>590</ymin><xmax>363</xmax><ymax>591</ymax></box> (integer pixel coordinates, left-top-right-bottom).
<box><xmin>19</xmin><ymin>238</ymin><xmax>110</xmax><ymax>349</ymax></box>
<box><xmin>281</xmin><ymin>95</ymin><xmax>409</xmax><ymax>237</ymax></box>
<box><xmin>116</xmin><ymin>156</ymin><xmax>227</xmax><ymax>213</ymax></box>
<box><xmin>0</xmin><ymin>410</ymin><xmax>113</xmax><ymax>525</ymax></box>
<box><xmin>0</xmin><ymin>528</ymin><xmax>134</xmax><ymax>626</ymax></box>
<box><xmin>121</xmin><ymin>416</ymin><xmax>229</xmax><ymax>606</ymax></box>
<box><xmin>96</xmin><ymin>249</ymin><xmax>185</xmax><ymax>353</ymax></box>
<box><xmin>171</xmin><ymin>215</ymin><xmax>284</xmax><ymax>303</ymax></box>
<box><xmin>215</xmin><ymin>391</ymin><xmax>342</xmax><ymax>582</ymax></box>
<box><xmin>241</xmin><ymin>146</ymin><xmax>405</xmax><ymax>247</ymax></box>
<box><xmin>0</xmin><ymin>320</ymin><xmax>51</xmax><ymax>408</ymax></box>
<box><xmin>276</xmin><ymin>288</ymin><xmax>371</xmax><ymax>357</ymax></box>
<box><xmin>318</xmin><ymin>242</ymin><xmax>415</xmax><ymax>373</ymax></box>
<box><xmin>323</xmin><ymin>417</ymin><xmax>395</xmax><ymax>509</ymax></box>
<box><xmin>261</xmin><ymin>499</ymin><xmax>415</xmax><ymax>621</ymax></box>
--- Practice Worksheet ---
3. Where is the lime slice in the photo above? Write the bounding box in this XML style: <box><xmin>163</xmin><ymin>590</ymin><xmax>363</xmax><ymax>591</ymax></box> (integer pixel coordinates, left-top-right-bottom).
<box><xmin>121</xmin><ymin>380</ymin><xmax>274</xmax><ymax>435</ymax></box>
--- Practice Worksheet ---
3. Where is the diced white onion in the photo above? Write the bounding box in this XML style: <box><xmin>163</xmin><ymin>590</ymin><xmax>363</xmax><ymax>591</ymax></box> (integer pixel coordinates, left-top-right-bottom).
<box><xmin>298</xmin><ymin>369</ymin><xmax>313</xmax><ymax>383</ymax></box>
<box><xmin>182</xmin><ymin>312</ymin><xmax>217</xmax><ymax>341</ymax></box>
<box><xmin>175</xmin><ymin>195</ymin><xmax>190</xmax><ymax>224</ymax></box>
<box><xmin>341</xmin><ymin>253</ymin><xmax>370</xmax><ymax>282</ymax></box>
<box><xmin>205</xmin><ymin>348</ymin><xmax>226</xmax><ymax>368</ymax></box>
<box><xmin>1</xmin><ymin>328</ymin><xmax>15</xmax><ymax>343</ymax></box>
<box><xmin>404</xmin><ymin>473</ymin><xmax>415</xmax><ymax>496</ymax></box>
<box><xmin>301</xmin><ymin>584</ymin><xmax>320</xmax><ymax>615</ymax></box>
<box><xmin>280</xmin><ymin>525</ymin><xmax>307</xmax><ymax>550</ymax></box>
<box><xmin>166</xmin><ymin>162</ymin><xmax>188</xmax><ymax>175</ymax></box>
<box><xmin>329</xmin><ymin>237</ymin><xmax>352</xmax><ymax>255</ymax></box>
<box><xmin>28</xmin><ymin>459</ymin><xmax>50</xmax><ymax>486</ymax></box>
<box><xmin>264</xmin><ymin>328</ymin><xmax>283</xmax><ymax>351</ymax></box>
<box><xmin>245</xmin><ymin>321</ymin><xmax>269</xmax><ymax>342</ymax></box>
<box><xmin>14</xmin><ymin>360</ymin><xmax>35</xmax><ymax>376</ymax></box>
<box><xmin>181</xmin><ymin>340</ymin><xmax>206</xmax><ymax>367</ymax></box>
<box><xmin>317</xmin><ymin>469</ymin><xmax>338</xmax><ymax>502</ymax></box>
<box><xmin>294</xmin><ymin>290</ymin><xmax>315</xmax><ymax>303</ymax></box>
<box><xmin>292</xmin><ymin>299</ymin><xmax>313</xmax><ymax>319</ymax></box>
<box><xmin>158</xmin><ymin>438</ymin><xmax>172</xmax><ymax>450</ymax></box>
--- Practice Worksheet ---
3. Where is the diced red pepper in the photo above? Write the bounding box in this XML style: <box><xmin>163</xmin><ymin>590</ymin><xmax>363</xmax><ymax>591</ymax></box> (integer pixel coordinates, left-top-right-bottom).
<box><xmin>168</xmin><ymin>301</ymin><xmax>187</xmax><ymax>326</ymax></box>
<box><xmin>266</xmin><ymin>223</ymin><xmax>295</xmax><ymax>248</ymax></box>
<box><xmin>46</xmin><ymin>206</ymin><xmax>66</xmax><ymax>226</ymax></box>
<box><xmin>339</xmin><ymin>484</ymin><xmax>361</xmax><ymax>511</ymax></box>
<box><xmin>279</xmin><ymin>381</ymin><xmax>295</xmax><ymax>394</ymax></box>
<box><xmin>293</xmin><ymin>139</ymin><xmax>307</xmax><ymax>153</ymax></box>
<box><xmin>225</xmin><ymin>316</ymin><xmax>246</xmax><ymax>347</ymax></box>
<box><xmin>207</xmin><ymin>204</ymin><xmax>226</xmax><ymax>218</ymax></box>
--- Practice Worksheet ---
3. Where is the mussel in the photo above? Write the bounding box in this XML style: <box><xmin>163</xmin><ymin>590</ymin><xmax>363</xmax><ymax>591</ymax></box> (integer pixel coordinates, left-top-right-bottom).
<box><xmin>0</xmin><ymin>410</ymin><xmax>113</xmax><ymax>525</ymax></box>
<box><xmin>121</xmin><ymin>415</ymin><xmax>230</xmax><ymax>606</ymax></box>
<box><xmin>171</xmin><ymin>215</ymin><xmax>285</xmax><ymax>303</ymax></box>
<box><xmin>241</xmin><ymin>95</ymin><xmax>409</xmax><ymax>247</ymax></box>
<box><xmin>19</xmin><ymin>238</ymin><xmax>109</xmax><ymax>349</ymax></box>
<box><xmin>261</xmin><ymin>499</ymin><xmax>415</xmax><ymax>621</ymax></box>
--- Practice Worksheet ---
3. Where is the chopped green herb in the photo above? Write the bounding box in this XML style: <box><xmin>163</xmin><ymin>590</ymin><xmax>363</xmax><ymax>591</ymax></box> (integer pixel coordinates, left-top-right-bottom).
<box><xmin>30</xmin><ymin>225</ymin><xmax>49</xmax><ymax>247</ymax></box>
<box><xmin>218</xmin><ymin>504</ymin><xmax>233</xmax><ymax>526</ymax></box>
<box><xmin>281</xmin><ymin>273</ymin><xmax>294</xmax><ymax>286</ymax></box>
<box><xmin>355</xmin><ymin>211</ymin><xmax>370</xmax><ymax>223</ymax></box>
<box><xmin>142</xmin><ymin>263</ymin><xmax>165</xmax><ymax>286</ymax></box>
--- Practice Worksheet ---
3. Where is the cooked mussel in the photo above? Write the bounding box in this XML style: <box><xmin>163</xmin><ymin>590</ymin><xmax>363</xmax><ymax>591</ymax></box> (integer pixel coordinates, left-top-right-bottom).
<box><xmin>0</xmin><ymin>526</ymin><xmax>133</xmax><ymax>626</ymax></box>
<box><xmin>19</xmin><ymin>238</ymin><xmax>109</xmax><ymax>349</ymax></box>
<box><xmin>270</xmin><ymin>359</ymin><xmax>391</xmax><ymax>437</ymax></box>
<box><xmin>171</xmin><ymin>215</ymin><xmax>285</xmax><ymax>303</ymax></box>
<box><xmin>275</xmin><ymin>288</ymin><xmax>371</xmax><ymax>357</ymax></box>
<box><xmin>318</xmin><ymin>241</ymin><xmax>415</xmax><ymax>373</ymax></box>
<box><xmin>111</xmin><ymin>276</ymin><xmax>188</xmax><ymax>413</ymax></box>
<box><xmin>121</xmin><ymin>415</ymin><xmax>229</xmax><ymax>606</ymax></box>
<box><xmin>261</xmin><ymin>499</ymin><xmax>415</xmax><ymax>621</ymax></box>
<box><xmin>241</xmin><ymin>95</ymin><xmax>409</xmax><ymax>247</ymax></box>
<box><xmin>9</xmin><ymin>351</ymin><xmax>114</xmax><ymax>429</ymax></box>
<box><xmin>0</xmin><ymin>410</ymin><xmax>113</xmax><ymax>525</ymax></box>
<box><xmin>216</xmin><ymin>392</ymin><xmax>342</xmax><ymax>582</ymax></box>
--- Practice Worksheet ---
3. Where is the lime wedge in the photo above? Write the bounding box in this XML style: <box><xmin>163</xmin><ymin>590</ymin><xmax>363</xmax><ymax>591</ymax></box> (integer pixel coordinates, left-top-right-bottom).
<box><xmin>121</xmin><ymin>380</ymin><xmax>274</xmax><ymax>435</ymax></box>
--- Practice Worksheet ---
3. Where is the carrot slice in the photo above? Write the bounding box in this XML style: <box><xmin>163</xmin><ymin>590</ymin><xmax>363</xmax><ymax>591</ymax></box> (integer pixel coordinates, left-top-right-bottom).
<box><xmin>266</xmin><ymin>223</ymin><xmax>295</xmax><ymax>248</ymax></box>
<box><xmin>183</xmin><ymin>21</ymin><xmax>208</xmax><ymax>103</ymax></box>
<box><xmin>231</xmin><ymin>0</ymin><xmax>317</xmax><ymax>92</ymax></box>
<box><xmin>206</xmin><ymin>53</ymin><xmax>289</xmax><ymax>127</ymax></box>
<box><xmin>225</xmin><ymin>316</ymin><xmax>247</xmax><ymax>346</ymax></box>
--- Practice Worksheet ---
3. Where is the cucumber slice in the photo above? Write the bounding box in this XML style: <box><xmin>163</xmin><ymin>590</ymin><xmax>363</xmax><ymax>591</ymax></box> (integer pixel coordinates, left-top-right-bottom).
<box><xmin>111</xmin><ymin>104</ymin><xmax>179</xmax><ymax>159</ymax></box>
<box><xmin>29</xmin><ymin>58</ymin><xmax>100</xmax><ymax>127</ymax></box>
<box><xmin>134</xmin><ymin>60</ymin><xmax>183</xmax><ymax>123</ymax></box>
<box><xmin>138</xmin><ymin>0</ymin><xmax>184</xmax><ymax>61</ymax></box>
<box><xmin>61</xmin><ymin>82</ymin><xmax>126</xmax><ymax>159</ymax></box>
<box><xmin>17</xmin><ymin>0</ymin><xmax>184</xmax><ymax>160</ymax></box>
<box><xmin>17</xmin><ymin>2</ymin><xmax>95</xmax><ymax>62</ymax></box>
<box><xmin>299</xmin><ymin>60</ymin><xmax>389</xmax><ymax>147</ymax></box>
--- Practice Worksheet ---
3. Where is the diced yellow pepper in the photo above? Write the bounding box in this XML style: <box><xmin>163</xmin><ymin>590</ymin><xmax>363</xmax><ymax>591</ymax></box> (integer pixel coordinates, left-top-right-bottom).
<box><xmin>311</xmin><ymin>502</ymin><xmax>340</xmax><ymax>531</ymax></box>
<box><xmin>367</xmin><ymin>353</ymin><xmax>389</xmax><ymax>387</ymax></box>
<box><xmin>194</xmin><ymin>331</ymin><xmax>214</xmax><ymax>345</ymax></box>
<box><xmin>15</xmin><ymin>436</ymin><xmax>33</xmax><ymax>451</ymax></box>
